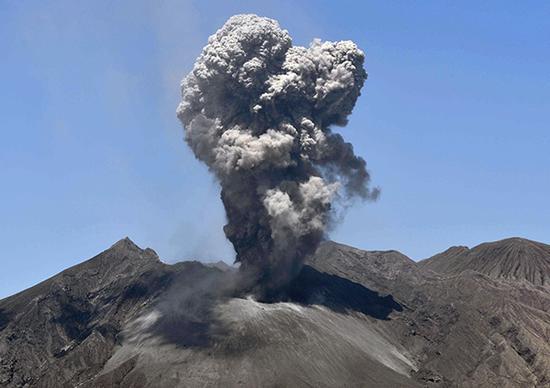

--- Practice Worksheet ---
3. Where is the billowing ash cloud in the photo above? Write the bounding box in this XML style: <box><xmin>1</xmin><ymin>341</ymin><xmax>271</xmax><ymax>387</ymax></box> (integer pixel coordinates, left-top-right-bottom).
<box><xmin>177</xmin><ymin>14</ymin><xmax>378</xmax><ymax>298</ymax></box>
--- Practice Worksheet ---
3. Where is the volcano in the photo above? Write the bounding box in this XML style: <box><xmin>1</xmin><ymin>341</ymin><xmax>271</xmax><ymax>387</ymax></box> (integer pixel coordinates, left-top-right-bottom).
<box><xmin>1</xmin><ymin>237</ymin><xmax>549</xmax><ymax>387</ymax></box>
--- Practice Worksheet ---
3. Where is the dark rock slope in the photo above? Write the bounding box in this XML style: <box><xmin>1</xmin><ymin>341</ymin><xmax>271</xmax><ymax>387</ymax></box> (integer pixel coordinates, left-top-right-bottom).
<box><xmin>419</xmin><ymin>237</ymin><xmax>550</xmax><ymax>286</ymax></box>
<box><xmin>0</xmin><ymin>238</ymin><xmax>215</xmax><ymax>387</ymax></box>
<box><xmin>0</xmin><ymin>237</ymin><xmax>549</xmax><ymax>387</ymax></box>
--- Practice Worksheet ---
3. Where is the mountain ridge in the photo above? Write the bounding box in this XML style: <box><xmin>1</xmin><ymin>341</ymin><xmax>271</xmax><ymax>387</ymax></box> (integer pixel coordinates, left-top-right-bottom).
<box><xmin>419</xmin><ymin>237</ymin><xmax>550</xmax><ymax>286</ymax></box>
<box><xmin>1</xmin><ymin>236</ymin><xmax>549</xmax><ymax>387</ymax></box>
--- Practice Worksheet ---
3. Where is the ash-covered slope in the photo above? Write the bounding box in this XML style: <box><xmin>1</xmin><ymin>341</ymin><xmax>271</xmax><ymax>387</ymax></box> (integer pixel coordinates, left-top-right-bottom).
<box><xmin>419</xmin><ymin>237</ymin><xmax>550</xmax><ymax>286</ymax></box>
<box><xmin>0</xmin><ymin>239</ymin><xmax>221</xmax><ymax>387</ymax></box>
<box><xmin>1</xmin><ymin>238</ymin><xmax>549</xmax><ymax>387</ymax></box>
<box><xmin>0</xmin><ymin>239</ymin><xmax>415</xmax><ymax>388</ymax></box>
<box><xmin>310</xmin><ymin>241</ymin><xmax>550</xmax><ymax>387</ymax></box>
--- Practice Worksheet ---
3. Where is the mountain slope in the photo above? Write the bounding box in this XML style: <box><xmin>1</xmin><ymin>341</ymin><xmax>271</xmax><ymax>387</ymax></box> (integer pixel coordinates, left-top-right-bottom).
<box><xmin>310</xmin><ymin>241</ymin><xmax>550</xmax><ymax>387</ymax></box>
<box><xmin>419</xmin><ymin>237</ymin><xmax>550</xmax><ymax>286</ymax></box>
<box><xmin>0</xmin><ymin>238</ymin><xmax>217</xmax><ymax>387</ymax></box>
<box><xmin>1</xmin><ymin>238</ymin><xmax>549</xmax><ymax>387</ymax></box>
<box><xmin>0</xmin><ymin>240</ymin><xmax>417</xmax><ymax>387</ymax></box>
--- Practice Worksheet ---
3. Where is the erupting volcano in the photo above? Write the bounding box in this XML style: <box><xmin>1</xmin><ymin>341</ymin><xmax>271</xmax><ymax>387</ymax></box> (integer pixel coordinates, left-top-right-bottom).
<box><xmin>177</xmin><ymin>14</ymin><xmax>378</xmax><ymax>298</ymax></box>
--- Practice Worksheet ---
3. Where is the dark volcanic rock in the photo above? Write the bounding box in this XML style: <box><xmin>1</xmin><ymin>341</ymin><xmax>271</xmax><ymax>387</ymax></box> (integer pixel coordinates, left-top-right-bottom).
<box><xmin>0</xmin><ymin>238</ymin><xmax>186</xmax><ymax>387</ymax></box>
<box><xmin>1</xmin><ymin>237</ymin><xmax>549</xmax><ymax>387</ymax></box>
<box><xmin>419</xmin><ymin>237</ymin><xmax>550</xmax><ymax>286</ymax></box>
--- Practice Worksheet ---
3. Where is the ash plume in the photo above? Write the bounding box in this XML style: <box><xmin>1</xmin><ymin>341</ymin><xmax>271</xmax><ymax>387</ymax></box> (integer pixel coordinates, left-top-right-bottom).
<box><xmin>177</xmin><ymin>14</ymin><xmax>378</xmax><ymax>298</ymax></box>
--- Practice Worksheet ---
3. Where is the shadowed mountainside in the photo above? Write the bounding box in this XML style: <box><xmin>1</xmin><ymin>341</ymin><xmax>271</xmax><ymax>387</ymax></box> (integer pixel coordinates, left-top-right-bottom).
<box><xmin>0</xmin><ymin>237</ymin><xmax>549</xmax><ymax>387</ymax></box>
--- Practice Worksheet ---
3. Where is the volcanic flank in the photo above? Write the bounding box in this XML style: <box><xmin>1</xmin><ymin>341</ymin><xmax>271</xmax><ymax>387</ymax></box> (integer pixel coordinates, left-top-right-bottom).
<box><xmin>176</xmin><ymin>14</ymin><xmax>378</xmax><ymax>298</ymax></box>
<box><xmin>419</xmin><ymin>237</ymin><xmax>550</xmax><ymax>286</ymax></box>
<box><xmin>1</xmin><ymin>237</ymin><xmax>549</xmax><ymax>387</ymax></box>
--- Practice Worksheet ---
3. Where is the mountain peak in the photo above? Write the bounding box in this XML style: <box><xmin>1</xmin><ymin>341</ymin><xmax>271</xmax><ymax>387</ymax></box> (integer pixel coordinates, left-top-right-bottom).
<box><xmin>472</xmin><ymin>237</ymin><xmax>550</xmax><ymax>259</ymax></box>
<box><xmin>110</xmin><ymin>237</ymin><xmax>141</xmax><ymax>251</ymax></box>
<box><xmin>420</xmin><ymin>237</ymin><xmax>550</xmax><ymax>286</ymax></box>
<box><xmin>108</xmin><ymin>237</ymin><xmax>159</xmax><ymax>260</ymax></box>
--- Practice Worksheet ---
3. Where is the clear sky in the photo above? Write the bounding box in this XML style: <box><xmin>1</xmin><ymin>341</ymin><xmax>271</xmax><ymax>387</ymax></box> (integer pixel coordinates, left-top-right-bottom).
<box><xmin>1</xmin><ymin>1</ymin><xmax>549</xmax><ymax>298</ymax></box>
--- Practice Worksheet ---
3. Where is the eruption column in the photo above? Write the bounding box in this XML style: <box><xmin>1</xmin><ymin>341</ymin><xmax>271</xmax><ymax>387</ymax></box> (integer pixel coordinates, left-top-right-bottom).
<box><xmin>177</xmin><ymin>14</ymin><xmax>377</xmax><ymax>298</ymax></box>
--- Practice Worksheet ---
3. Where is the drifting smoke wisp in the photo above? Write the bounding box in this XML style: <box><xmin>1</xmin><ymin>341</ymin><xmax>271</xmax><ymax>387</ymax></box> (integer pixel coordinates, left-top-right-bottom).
<box><xmin>177</xmin><ymin>14</ymin><xmax>378</xmax><ymax>298</ymax></box>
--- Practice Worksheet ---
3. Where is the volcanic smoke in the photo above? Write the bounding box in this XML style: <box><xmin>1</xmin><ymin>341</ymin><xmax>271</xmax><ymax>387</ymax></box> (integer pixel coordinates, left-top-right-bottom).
<box><xmin>177</xmin><ymin>14</ymin><xmax>377</xmax><ymax>298</ymax></box>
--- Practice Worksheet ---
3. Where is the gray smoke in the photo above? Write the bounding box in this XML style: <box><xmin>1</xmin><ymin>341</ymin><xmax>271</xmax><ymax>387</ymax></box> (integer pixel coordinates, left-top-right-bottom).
<box><xmin>177</xmin><ymin>14</ymin><xmax>378</xmax><ymax>299</ymax></box>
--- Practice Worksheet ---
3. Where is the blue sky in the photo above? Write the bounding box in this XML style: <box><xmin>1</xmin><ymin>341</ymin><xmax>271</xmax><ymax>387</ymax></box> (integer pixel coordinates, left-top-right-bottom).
<box><xmin>1</xmin><ymin>1</ymin><xmax>549</xmax><ymax>298</ymax></box>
